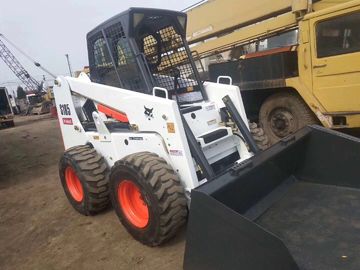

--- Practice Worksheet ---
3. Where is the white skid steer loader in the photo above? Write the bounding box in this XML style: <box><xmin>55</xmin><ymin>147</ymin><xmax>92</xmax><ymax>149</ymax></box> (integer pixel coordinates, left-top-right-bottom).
<box><xmin>54</xmin><ymin>8</ymin><xmax>267</xmax><ymax>246</ymax></box>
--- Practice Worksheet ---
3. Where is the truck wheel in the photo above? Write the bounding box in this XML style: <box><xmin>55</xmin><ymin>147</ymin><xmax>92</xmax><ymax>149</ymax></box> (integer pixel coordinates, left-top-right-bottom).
<box><xmin>249</xmin><ymin>122</ymin><xmax>269</xmax><ymax>150</ymax></box>
<box><xmin>259</xmin><ymin>92</ymin><xmax>318</xmax><ymax>144</ymax></box>
<box><xmin>59</xmin><ymin>145</ymin><xmax>110</xmax><ymax>215</ymax></box>
<box><xmin>110</xmin><ymin>152</ymin><xmax>187</xmax><ymax>246</ymax></box>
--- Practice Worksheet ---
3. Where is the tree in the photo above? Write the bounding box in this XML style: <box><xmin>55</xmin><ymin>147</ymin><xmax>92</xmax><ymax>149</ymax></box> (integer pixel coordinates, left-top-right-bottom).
<box><xmin>17</xmin><ymin>86</ymin><xmax>26</xmax><ymax>99</ymax></box>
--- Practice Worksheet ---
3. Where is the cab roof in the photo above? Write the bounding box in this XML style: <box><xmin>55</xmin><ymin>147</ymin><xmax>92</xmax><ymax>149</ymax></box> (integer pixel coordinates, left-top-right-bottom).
<box><xmin>87</xmin><ymin>7</ymin><xmax>187</xmax><ymax>40</ymax></box>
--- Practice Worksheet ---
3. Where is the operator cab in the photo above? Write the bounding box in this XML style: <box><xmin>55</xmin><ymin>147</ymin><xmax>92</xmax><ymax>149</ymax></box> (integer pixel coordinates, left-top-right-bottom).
<box><xmin>87</xmin><ymin>8</ymin><xmax>205</xmax><ymax>104</ymax></box>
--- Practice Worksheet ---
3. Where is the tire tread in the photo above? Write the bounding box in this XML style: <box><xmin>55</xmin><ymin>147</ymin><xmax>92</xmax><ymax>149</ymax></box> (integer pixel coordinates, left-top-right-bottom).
<box><xmin>113</xmin><ymin>151</ymin><xmax>187</xmax><ymax>246</ymax></box>
<box><xmin>62</xmin><ymin>145</ymin><xmax>110</xmax><ymax>215</ymax></box>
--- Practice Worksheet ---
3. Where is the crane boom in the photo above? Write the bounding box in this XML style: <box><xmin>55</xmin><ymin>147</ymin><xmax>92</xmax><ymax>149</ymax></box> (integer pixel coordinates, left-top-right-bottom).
<box><xmin>0</xmin><ymin>34</ymin><xmax>41</xmax><ymax>91</ymax></box>
<box><xmin>186</xmin><ymin>0</ymin><xmax>353</xmax><ymax>58</ymax></box>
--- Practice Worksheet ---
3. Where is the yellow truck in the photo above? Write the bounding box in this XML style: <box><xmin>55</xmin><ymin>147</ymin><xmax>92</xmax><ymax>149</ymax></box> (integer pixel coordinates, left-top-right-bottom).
<box><xmin>187</xmin><ymin>0</ymin><xmax>360</xmax><ymax>143</ymax></box>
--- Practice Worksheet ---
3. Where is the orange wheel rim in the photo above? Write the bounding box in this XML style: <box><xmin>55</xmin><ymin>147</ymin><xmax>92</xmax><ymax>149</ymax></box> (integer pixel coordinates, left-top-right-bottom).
<box><xmin>65</xmin><ymin>166</ymin><xmax>84</xmax><ymax>202</ymax></box>
<box><xmin>118</xmin><ymin>180</ymin><xmax>149</xmax><ymax>228</ymax></box>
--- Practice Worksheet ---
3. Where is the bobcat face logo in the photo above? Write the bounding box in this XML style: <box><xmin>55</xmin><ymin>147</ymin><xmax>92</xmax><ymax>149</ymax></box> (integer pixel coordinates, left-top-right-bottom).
<box><xmin>144</xmin><ymin>106</ymin><xmax>154</xmax><ymax>118</ymax></box>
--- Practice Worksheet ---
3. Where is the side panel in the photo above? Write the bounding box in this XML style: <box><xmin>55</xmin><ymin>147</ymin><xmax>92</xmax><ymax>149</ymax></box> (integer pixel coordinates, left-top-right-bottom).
<box><xmin>89</xmin><ymin>132</ymin><xmax>170</xmax><ymax>168</ymax></box>
<box><xmin>208</xmin><ymin>50</ymin><xmax>298</xmax><ymax>90</ymax></box>
<box><xmin>203</xmin><ymin>82</ymin><xmax>252</xmax><ymax>161</ymax></box>
<box><xmin>53</xmin><ymin>76</ymin><xmax>200</xmax><ymax>190</ymax></box>
<box><xmin>203</xmin><ymin>81</ymin><xmax>248</xmax><ymax>128</ymax></box>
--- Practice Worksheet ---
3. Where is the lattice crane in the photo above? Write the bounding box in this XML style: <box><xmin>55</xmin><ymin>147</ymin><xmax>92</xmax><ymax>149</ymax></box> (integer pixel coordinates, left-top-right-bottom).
<box><xmin>0</xmin><ymin>34</ymin><xmax>42</xmax><ymax>91</ymax></box>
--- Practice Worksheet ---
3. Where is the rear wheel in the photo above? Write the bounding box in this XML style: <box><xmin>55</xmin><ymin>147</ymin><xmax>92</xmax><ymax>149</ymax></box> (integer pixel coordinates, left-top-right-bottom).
<box><xmin>110</xmin><ymin>152</ymin><xmax>187</xmax><ymax>246</ymax></box>
<box><xmin>259</xmin><ymin>92</ymin><xmax>318</xmax><ymax>144</ymax></box>
<box><xmin>59</xmin><ymin>145</ymin><xmax>110</xmax><ymax>215</ymax></box>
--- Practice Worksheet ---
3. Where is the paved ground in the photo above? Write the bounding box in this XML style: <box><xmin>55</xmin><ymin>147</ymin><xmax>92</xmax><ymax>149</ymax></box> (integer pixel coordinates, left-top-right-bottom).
<box><xmin>0</xmin><ymin>115</ymin><xmax>185</xmax><ymax>270</ymax></box>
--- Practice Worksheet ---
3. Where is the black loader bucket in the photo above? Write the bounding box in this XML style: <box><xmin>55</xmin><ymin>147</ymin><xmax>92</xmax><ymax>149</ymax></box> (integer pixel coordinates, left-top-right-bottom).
<box><xmin>184</xmin><ymin>126</ymin><xmax>360</xmax><ymax>270</ymax></box>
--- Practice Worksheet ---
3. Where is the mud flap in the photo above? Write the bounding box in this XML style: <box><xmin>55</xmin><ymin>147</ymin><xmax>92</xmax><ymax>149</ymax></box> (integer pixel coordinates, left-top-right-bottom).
<box><xmin>184</xmin><ymin>125</ymin><xmax>360</xmax><ymax>270</ymax></box>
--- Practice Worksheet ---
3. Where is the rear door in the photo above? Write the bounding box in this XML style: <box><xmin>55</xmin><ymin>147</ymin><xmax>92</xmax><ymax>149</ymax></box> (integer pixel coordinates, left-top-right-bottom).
<box><xmin>310</xmin><ymin>8</ymin><xmax>360</xmax><ymax>113</ymax></box>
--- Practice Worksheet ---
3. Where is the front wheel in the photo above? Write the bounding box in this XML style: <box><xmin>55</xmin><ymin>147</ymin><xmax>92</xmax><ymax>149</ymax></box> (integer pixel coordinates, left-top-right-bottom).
<box><xmin>59</xmin><ymin>145</ymin><xmax>110</xmax><ymax>215</ymax></box>
<box><xmin>110</xmin><ymin>152</ymin><xmax>187</xmax><ymax>246</ymax></box>
<box><xmin>259</xmin><ymin>92</ymin><xmax>318</xmax><ymax>144</ymax></box>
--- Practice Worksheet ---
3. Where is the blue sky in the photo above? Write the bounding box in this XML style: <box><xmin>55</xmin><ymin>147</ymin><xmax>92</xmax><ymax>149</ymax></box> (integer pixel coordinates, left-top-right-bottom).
<box><xmin>0</xmin><ymin>0</ymin><xmax>196</xmax><ymax>92</ymax></box>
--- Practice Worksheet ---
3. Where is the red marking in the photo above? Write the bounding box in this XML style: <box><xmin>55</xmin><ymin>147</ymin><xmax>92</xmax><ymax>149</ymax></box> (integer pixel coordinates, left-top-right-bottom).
<box><xmin>97</xmin><ymin>104</ymin><xmax>129</xmax><ymax>123</ymax></box>
<box><xmin>244</xmin><ymin>46</ymin><xmax>296</xmax><ymax>59</ymax></box>
<box><xmin>118</xmin><ymin>180</ymin><xmax>149</xmax><ymax>228</ymax></box>
<box><xmin>50</xmin><ymin>106</ymin><xmax>58</xmax><ymax>118</ymax></box>
<box><xmin>62</xmin><ymin>118</ymin><xmax>73</xmax><ymax>125</ymax></box>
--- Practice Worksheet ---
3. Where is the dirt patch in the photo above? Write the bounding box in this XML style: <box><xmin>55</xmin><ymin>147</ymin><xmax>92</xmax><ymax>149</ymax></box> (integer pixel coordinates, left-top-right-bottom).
<box><xmin>0</xmin><ymin>115</ymin><xmax>185</xmax><ymax>270</ymax></box>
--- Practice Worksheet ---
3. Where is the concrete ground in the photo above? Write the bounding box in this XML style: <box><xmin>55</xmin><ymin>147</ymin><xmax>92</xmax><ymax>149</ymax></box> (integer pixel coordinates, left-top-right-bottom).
<box><xmin>0</xmin><ymin>115</ymin><xmax>185</xmax><ymax>270</ymax></box>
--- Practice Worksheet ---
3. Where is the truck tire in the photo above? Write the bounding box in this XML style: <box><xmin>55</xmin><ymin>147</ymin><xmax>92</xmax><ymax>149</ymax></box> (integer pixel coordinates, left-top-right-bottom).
<box><xmin>259</xmin><ymin>92</ymin><xmax>318</xmax><ymax>144</ymax></box>
<box><xmin>249</xmin><ymin>122</ymin><xmax>269</xmax><ymax>150</ymax></box>
<box><xmin>59</xmin><ymin>145</ymin><xmax>110</xmax><ymax>216</ymax></box>
<box><xmin>109</xmin><ymin>152</ymin><xmax>187</xmax><ymax>246</ymax></box>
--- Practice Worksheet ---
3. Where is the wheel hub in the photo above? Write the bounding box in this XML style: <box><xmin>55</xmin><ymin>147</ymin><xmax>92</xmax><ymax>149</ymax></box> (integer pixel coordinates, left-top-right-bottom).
<box><xmin>270</xmin><ymin>109</ymin><xmax>296</xmax><ymax>138</ymax></box>
<box><xmin>118</xmin><ymin>180</ymin><xmax>149</xmax><ymax>228</ymax></box>
<box><xmin>65</xmin><ymin>166</ymin><xmax>84</xmax><ymax>202</ymax></box>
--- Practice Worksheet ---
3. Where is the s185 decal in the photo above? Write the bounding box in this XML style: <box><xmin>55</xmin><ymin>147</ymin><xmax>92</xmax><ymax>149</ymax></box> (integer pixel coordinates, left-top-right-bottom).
<box><xmin>59</xmin><ymin>104</ymin><xmax>71</xmax><ymax>116</ymax></box>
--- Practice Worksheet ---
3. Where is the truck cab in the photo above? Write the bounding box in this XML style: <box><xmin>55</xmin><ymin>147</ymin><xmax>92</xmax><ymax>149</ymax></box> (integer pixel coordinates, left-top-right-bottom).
<box><xmin>300</xmin><ymin>2</ymin><xmax>360</xmax><ymax>127</ymax></box>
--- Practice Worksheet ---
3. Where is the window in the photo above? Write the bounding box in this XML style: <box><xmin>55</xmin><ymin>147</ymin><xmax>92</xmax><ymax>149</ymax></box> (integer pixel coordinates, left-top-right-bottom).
<box><xmin>259</xmin><ymin>30</ymin><xmax>298</xmax><ymax>51</ymax></box>
<box><xmin>89</xmin><ymin>23</ymin><xmax>146</xmax><ymax>91</ymax></box>
<box><xmin>117</xmin><ymin>42</ymin><xmax>127</xmax><ymax>66</ymax></box>
<box><xmin>316</xmin><ymin>12</ymin><xmax>360</xmax><ymax>58</ymax></box>
<box><xmin>93</xmin><ymin>38</ymin><xmax>111</xmax><ymax>67</ymax></box>
<box><xmin>143</xmin><ymin>34</ymin><xmax>160</xmax><ymax>65</ymax></box>
<box><xmin>116</xmin><ymin>37</ymin><xmax>135</xmax><ymax>67</ymax></box>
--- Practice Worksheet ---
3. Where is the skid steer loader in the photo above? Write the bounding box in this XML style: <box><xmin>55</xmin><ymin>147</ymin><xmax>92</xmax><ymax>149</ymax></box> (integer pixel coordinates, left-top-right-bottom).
<box><xmin>54</xmin><ymin>8</ymin><xmax>266</xmax><ymax>246</ymax></box>
<box><xmin>54</xmin><ymin>8</ymin><xmax>360</xmax><ymax>269</ymax></box>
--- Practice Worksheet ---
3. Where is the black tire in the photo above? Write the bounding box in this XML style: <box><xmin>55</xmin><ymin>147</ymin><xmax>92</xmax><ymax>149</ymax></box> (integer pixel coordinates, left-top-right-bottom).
<box><xmin>110</xmin><ymin>152</ymin><xmax>187</xmax><ymax>246</ymax></box>
<box><xmin>5</xmin><ymin>120</ymin><xmax>15</xmax><ymax>128</ymax></box>
<box><xmin>59</xmin><ymin>145</ymin><xmax>110</xmax><ymax>216</ymax></box>
<box><xmin>249</xmin><ymin>122</ymin><xmax>269</xmax><ymax>150</ymax></box>
<box><xmin>259</xmin><ymin>92</ymin><xmax>318</xmax><ymax>144</ymax></box>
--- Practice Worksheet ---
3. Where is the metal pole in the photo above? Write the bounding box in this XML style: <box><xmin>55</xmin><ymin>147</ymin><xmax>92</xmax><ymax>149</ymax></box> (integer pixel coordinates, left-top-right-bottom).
<box><xmin>181</xmin><ymin>114</ymin><xmax>216</xmax><ymax>181</ymax></box>
<box><xmin>65</xmin><ymin>54</ymin><xmax>73</xmax><ymax>77</ymax></box>
<box><xmin>222</xmin><ymin>95</ymin><xmax>260</xmax><ymax>154</ymax></box>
